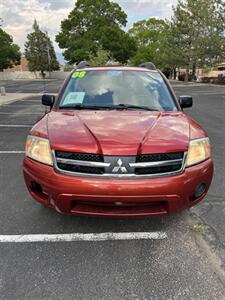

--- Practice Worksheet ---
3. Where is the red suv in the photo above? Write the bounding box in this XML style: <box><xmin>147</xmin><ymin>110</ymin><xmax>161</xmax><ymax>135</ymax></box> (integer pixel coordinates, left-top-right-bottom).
<box><xmin>23</xmin><ymin>63</ymin><xmax>213</xmax><ymax>217</ymax></box>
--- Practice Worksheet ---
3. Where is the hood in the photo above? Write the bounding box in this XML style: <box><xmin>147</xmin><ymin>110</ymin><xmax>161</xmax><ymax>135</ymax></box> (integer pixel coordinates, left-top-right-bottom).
<box><xmin>47</xmin><ymin>110</ymin><xmax>190</xmax><ymax>155</ymax></box>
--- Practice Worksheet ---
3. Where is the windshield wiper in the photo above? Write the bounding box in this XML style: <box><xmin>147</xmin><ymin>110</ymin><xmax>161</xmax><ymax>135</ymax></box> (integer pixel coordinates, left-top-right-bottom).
<box><xmin>59</xmin><ymin>104</ymin><xmax>112</xmax><ymax>110</ymax></box>
<box><xmin>59</xmin><ymin>103</ymin><xmax>160</xmax><ymax>111</ymax></box>
<box><xmin>112</xmin><ymin>104</ymin><xmax>160</xmax><ymax>111</ymax></box>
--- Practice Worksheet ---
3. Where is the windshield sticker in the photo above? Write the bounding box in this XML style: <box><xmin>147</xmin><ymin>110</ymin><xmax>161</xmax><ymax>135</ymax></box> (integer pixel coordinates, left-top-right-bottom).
<box><xmin>62</xmin><ymin>92</ymin><xmax>85</xmax><ymax>105</ymax></box>
<box><xmin>72</xmin><ymin>71</ymin><xmax>87</xmax><ymax>79</ymax></box>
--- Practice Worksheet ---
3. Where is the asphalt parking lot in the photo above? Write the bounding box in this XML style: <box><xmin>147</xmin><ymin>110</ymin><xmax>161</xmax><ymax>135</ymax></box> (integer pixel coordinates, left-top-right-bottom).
<box><xmin>0</xmin><ymin>79</ymin><xmax>63</xmax><ymax>94</ymax></box>
<box><xmin>0</xmin><ymin>80</ymin><xmax>225</xmax><ymax>299</ymax></box>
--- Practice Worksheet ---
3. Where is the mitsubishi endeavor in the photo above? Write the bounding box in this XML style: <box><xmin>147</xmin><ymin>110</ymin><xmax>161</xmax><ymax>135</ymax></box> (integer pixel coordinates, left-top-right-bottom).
<box><xmin>23</xmin><ymin>62</ymin><xmax>213</xmax><ymax>217</ymax></box>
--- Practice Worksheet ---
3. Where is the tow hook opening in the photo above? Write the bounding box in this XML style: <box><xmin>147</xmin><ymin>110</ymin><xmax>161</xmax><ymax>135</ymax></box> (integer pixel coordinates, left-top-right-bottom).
<box><xmin>190</xmin><ymin>183</ymin><xmax>207</xmax><ymax>201</ymax></box>
<box><xmin>30</xmin><ymin>181</ymin><xmax>43</xmax><ymax>194</ymax></box>
<box><xmin>30</xmin><ymin>181</ymin><xmax>49</xmax><ymax>199</ymax></box>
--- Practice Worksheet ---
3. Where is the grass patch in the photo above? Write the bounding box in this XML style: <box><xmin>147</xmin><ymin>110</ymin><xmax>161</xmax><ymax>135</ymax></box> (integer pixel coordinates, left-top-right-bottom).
<box><xmin>191</xmin><ymin>224</ymin><xmax>209</xmax><ymax>234</ymax></box>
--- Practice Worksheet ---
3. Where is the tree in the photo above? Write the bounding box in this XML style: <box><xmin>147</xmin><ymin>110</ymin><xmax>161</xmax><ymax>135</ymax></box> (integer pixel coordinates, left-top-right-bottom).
<box><xmin>0</xmin><ymin>28</ymin><xmax>21</xmax><ymax>71</ymax></box>
<box><xmin>25</xmin><ymin>20</ymin><xmax>59</xmax><ymax>77</ymax></box>
<box><xmin>89</xmin><ymin>46</ymin><xmax>110</xmax><ymax>65</ymax></box>
<box><xmin>169</xmin><ymin>0</ymin><xmax>225</xmax><ymax>81</ymax></box>
<box><xmin>56</xmin><ymin>0</ymin><xmax>137</xmax><ymax>64</ymax></box>
<box><xmin>128</xmin><ymin>18</ymin><xmax>172</xmax><ymax>74</ymax></box>
<box><xmin>129</xmin><ymin>18</ymin><xmax>174</xmax><ymax>75</ymax></box>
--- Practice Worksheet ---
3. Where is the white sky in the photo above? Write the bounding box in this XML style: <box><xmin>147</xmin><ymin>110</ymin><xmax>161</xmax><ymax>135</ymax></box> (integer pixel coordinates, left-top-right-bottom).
<box><xmin>0</xmin><ymin>0</ymin><xmax>178</xmax><ymax>57</ymax></box>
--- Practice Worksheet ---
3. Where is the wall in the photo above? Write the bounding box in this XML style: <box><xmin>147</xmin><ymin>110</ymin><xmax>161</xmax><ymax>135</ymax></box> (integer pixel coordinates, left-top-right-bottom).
<box><xmin>4</xmin><ymin>57</ymin><xmax>29</xmax><ymax>72</ymax></box>
<box><xmin>0</xmin><ymin>71</ymin><xmax>70</xmax><ymax>80</ymax></box>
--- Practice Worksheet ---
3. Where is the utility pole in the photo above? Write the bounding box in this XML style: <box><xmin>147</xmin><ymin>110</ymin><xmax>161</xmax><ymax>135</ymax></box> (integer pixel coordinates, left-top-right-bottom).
<box><xmin>45</xmin><ymin>31</ymin><xmax>51</xmax><ymax>79</ymax></box>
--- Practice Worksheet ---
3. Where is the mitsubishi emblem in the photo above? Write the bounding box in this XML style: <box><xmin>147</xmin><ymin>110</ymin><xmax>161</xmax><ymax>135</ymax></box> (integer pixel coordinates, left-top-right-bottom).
<box><xmin>112</xmin><ymin>159</ymin><xmax>128</xmax><ymax>173</ymax></box>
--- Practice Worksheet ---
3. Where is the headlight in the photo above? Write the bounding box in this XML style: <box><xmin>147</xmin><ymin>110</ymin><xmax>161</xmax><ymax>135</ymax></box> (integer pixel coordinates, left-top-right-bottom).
<box><xmin>186</xmin><ymin>137</ymin><xmax>211</xmax><ymax>167</ymax></box>
<box><xmin>25</xmin><ymin>135</ymin><xmax>53</xmax><ymax>166</ymax></box>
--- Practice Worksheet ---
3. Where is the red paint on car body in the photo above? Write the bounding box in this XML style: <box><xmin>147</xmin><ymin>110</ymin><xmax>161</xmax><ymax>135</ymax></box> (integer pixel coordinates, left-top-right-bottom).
<box><xmin>23</xmin><ymin>66</ymin><xmax>213</xmax><ymax>217</ymax></box>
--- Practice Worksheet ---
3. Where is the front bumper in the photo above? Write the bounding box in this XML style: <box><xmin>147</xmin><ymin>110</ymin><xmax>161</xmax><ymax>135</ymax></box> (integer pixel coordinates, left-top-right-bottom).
<box><xmin>23</xmin><ymin>157</ymin><xmax>213</xmax><ymax>217</ymax></box>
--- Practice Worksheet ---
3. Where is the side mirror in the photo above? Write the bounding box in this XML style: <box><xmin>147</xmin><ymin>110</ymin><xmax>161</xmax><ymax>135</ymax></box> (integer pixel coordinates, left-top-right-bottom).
<box><xmin>42</xmin><ymin>94</ymin><xmax>55</xmax><ymax>107</ymax></box>
<box><xmin>179</xmin><ymin>95</ymin><xmax>193</xmax><ymax>109</ymax></box>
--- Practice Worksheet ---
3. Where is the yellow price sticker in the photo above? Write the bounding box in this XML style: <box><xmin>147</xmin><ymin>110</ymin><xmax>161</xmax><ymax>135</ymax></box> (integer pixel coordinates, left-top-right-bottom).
<box><xmin>72</xmin><ymin>71</ymin><xmax>86</xmax><ymax>79</ymax></box>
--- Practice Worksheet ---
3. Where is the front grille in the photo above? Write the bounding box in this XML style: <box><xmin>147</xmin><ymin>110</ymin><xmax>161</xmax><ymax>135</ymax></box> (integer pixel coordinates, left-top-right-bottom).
<box><xmin>54</xmin><ymin>150</ymin><xmax>186</xmax><ymax>178</ymax></box>
<box><xmin>135</xmin><ymin>163</ymin><xmax>182</xmax><ymax>175</ymax></box>
<box><xmin>55</xmin><ymin>151</ymin><xmax>103</xmax><ymax>162</ymax></box>
<box><xmin>57</xmin><ymin>163</ymin><xmax>104</xmax><ymax>174</ymax></box>
<box><xmin>70</xmin><ymin>200</ymin><xmax>168</xmax><ymax>215</ymax></box>
<box><xmin>136</xmin><ymin>152</ymin><xmax>184</xmax><ymax>162</ymax></box>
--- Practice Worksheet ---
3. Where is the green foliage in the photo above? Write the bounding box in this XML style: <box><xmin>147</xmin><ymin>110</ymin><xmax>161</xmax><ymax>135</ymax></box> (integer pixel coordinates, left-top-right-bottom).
<box><xmin>25</xmin><ymin>20</ymin><xmax>59</xmax><ymax>76</ymax></box>
<box><xmin>129</xmin><ymin>1</ymin><xmax>225</xmax><ymax>78</ymax></box>
<box><xmin>90</xmin><ymin>47</ymin><xmax>110</xmax><ymax>65</ymax></box>
<box><xmin>64</xmin><ymin>65</ymin><xmax>74</xmax><ymax>72</ymax></box>
<box><xmin>0</xmin><ymin>28</ymin><xmax>21</xmax><ymax>71</ymax></box>
<box><xmin>56</xmin><ymin>0</ymin><xmax>137</xmax><ymax>64</ymax></box>
<box><xmin>191</xmin><ymin>224</ymin><xmax>209</xmax><ymax>233</ymax></box>
<box><xmin>129</xmin><ymin>18</ymin><xmax>168</xmax><ymax>47</ymax></box>
<box><xmin>169</xmin><ymin>0</ymin><xmax>225</xmax><ymax>72</ymax></box>
<box><xmin>128</xmin><ymin>18</ymin><xmax>171</xmax><ymax>72</ymax></box>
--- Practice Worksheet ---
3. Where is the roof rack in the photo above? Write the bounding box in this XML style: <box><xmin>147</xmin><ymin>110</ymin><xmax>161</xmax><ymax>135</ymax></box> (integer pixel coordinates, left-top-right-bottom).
<box><xmin>139</xmin><ymin>62</ymin><xmax>157</xmax><ymax>70</ymax></box>
<box><xmin>77</xmin><ymin>61</ymin><xmax>91</xmax><ymax>69</ymax></box>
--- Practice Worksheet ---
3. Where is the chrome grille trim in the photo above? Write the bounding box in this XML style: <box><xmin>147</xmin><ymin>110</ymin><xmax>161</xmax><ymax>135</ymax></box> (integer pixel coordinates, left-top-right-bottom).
<box><xmin>52</xmin><ymin>150</ymin><xmax>187</xmax><ymax>179</ymax></box>
<box><xmin>56</xmin><ymin>157</ymin><xmax>110</xmax><ymax>168</ymax></box>
<box><xmin>129</xmin><ymin>159</ymin><xmax>183</xmax><ymax>168</ymax></box>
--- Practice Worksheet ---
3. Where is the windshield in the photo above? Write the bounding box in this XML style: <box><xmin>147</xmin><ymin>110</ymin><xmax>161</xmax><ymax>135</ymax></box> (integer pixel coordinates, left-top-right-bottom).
<box><xmin>59</xmin><ymin>70</ymin><xmax>177</xmax><ymax>111</ymax></box>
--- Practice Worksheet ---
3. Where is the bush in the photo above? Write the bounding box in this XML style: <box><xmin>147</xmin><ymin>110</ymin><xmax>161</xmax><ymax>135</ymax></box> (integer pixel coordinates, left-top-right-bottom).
<box><xmin>64</xmin><ymin>65</ymin><xmax>74</xmax><ymax>72</ymax></box>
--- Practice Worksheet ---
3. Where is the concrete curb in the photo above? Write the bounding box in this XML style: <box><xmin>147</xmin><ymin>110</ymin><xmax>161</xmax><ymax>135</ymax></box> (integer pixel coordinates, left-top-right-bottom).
<box><xmin>170</xmin><ymin>80</ymin><xmax>225</xmax><ymax>88</ymax></box>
